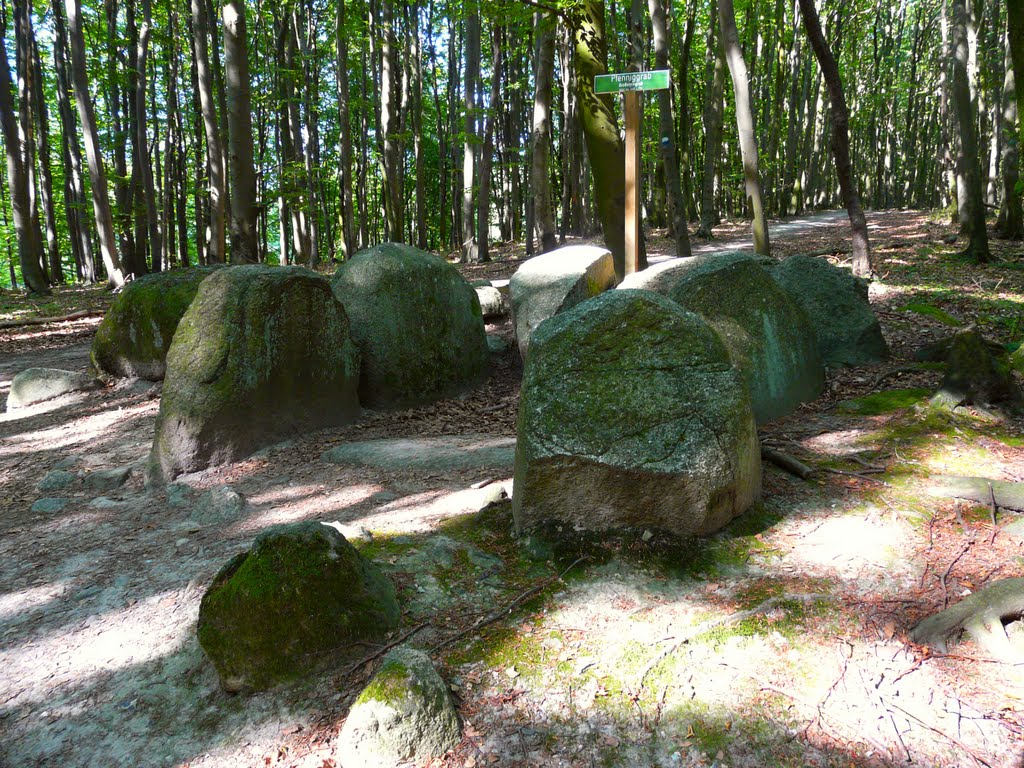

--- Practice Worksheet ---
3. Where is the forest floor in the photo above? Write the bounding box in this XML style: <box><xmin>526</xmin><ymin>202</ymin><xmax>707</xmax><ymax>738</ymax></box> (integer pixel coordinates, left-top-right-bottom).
<box><xmin>2</xmin><ymin>210</ymin><xmax>1024</xmax><ymax>768</ymax></box>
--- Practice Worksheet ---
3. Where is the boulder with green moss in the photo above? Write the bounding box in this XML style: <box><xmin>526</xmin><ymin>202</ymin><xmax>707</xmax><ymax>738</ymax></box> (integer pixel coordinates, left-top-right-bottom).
<box><xmin>336</xmin><ymin>646</ymin><xmax>461</xmax><ymax>766</ymax></box>
<box><xmin>148</xmin><ymin>265</ymin><xmax>360</xmax><ymax>483</ymax></box>
<box><xmin>668</xmin><ymin>258</ymin><xmax>824</xmax><ymax>424</ymax></box>
<box><xmin>509</xmin><ymin>244</ymin><xmax>617</xmax><ymax>360</ymax></box>
<box><xmin>197</xmin><ymin>521</ymin><xmax>400</xmax><ymax>693</ymax></box>
<box><xmin>91</xmin><ymin>266</ymin><xmax>221</xmax><ymax>380</ymax></box>
<box><xmin>930</xmin><ymin>326</ymin><xmax>1022</xmax><ymax>411</ymax></box>
<box><xmin>513</xmin><ymin>290</ymin><xmax>760</xmax><ymax>538</ymax></box>
<box><xmin>769</xmin><ymin>254</ymin><xmax>888</xmax><ymax>367</ymax></box>
<box><xmin>331</xmin><ymin>243</ymin><xmax>488</xmax><ymax>409</ymax></box>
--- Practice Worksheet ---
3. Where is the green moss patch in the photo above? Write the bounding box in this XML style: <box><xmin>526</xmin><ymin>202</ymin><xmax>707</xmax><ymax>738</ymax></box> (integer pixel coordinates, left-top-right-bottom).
<box><xmin>837</xmin><ymin>388</ymin><xmax>931</xmax><ymax>416</ymax></box>
<box><xmin>899</xmin><ymin>302</ymin><xmax>962</xmax><ymax>326</ymax></box>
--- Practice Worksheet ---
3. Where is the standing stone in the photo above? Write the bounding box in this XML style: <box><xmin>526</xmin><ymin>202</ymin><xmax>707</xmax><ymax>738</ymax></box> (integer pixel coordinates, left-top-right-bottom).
<box><xmin>509</xmin><ymin>245</ymin><xmax>617</xmax><ymax>360</ymax></box>
<box><xmin>6</xmin><ymin>368</ymin><xmax>99</xmax><ymax>410</ymax></box>
<box><xmin>514</xmin><ymin>290</ymin><xmax>760</xmax><ymax>538</ymax></box>
<box><xmin>91</xmin><ymin>266</ymin><xmax>222</xmax><ymax>381</ymax></box>
<box><xmin>769</xmin><ymin>254</ymin><xmax>888</xmax><ymax>367</ymax></box>
<box><xmin>337</xmin><ymin>647</ymin><xmax>461</xmax><ymax>767</ymax></box>
<box><xmin>148</xmin><ymin>265</ymin><xmax>360</xmax><ymax>484</ymax></box>
<box><xmin>668</xmin><ymin>258</ymin><xmax>824</xmax><ymax>424</ymax></box>
<box><xmin>331</xmin><ymin>243</ymin><xmax>489</xmax><ymax>409</ymax></box>
<box><xmin>197</xmin><ymin>521</ymin><xmax>400</xmax><ymax>693</ymax></box>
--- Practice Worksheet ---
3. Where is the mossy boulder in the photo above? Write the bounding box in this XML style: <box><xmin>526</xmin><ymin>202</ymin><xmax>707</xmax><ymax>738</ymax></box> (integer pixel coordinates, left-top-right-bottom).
<box><xmin>197</xmin><ymin>521</ymin><xmax>400</xmax><ymax>693</ymax></box>
<box><xmin>336</xmin><ymin>647</ymin><xmax>461</xmax><ymax>766</ymax></box>
<box><xmin>331</xmin><ymin>243</ymin><xmax>489</xmax><ymax>409</ymax></box>
<box><xmin>668</xmin><ymin>257</ymin><xmax>824</xmax><ymax>424</ymax></box>
<box><xmin>509</xmin><ymin>244</ymin><xmax>618</xmax><ymax>360</ymax></box>
<box><xmin>930</xmin><ymin>326</ymin><xmax>1022</xmax><ymax>411</ymax></box>
<box><xmin>769</xmin><ymin>254</ymin><xmax>889</xmax><ymax>367</ymax></box>
<box><xmin>617</xmin><ymin>251</ymin><xmax>770</xmax><ymax>296</ymax></box>
<box><xmin>513</xmin><ymin>290</ymin><xmax>760</xmax><ymax>538</ymax></box>
<box><xmin>148</xmin><ymin>265</ymin><xmax>360</xmax><ymax>484</ymax></box>
<box><xmin>91</xmin><ymin>266</ymin><xmax>221</xmax><ymax>381</ymax></box>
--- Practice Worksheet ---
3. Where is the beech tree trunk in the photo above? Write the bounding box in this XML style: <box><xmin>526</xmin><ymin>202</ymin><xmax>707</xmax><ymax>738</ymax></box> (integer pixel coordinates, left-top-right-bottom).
<box><xmin>192</xmin><ymin>0</ymin><xmax>226</xmax><ymax>262</ymax></box>
<box><xmin>476</xmin><ymin>27</ymin><xmax>502</xmax><ymax>263</ymax></box>
<box><xmin>718</xmin><ymin>0</ymin><xmax>770</xmax><ymax>255</ymax></box>
<box><xmin>0</xmin><ymin>18</ymin><xmax>47</xmax><ymax>293</ymax></box>
<box><xmin>66</xmin><ymin>0</ymin><xmax>125</xmax><ymax>286</ymax></box>
<box><xmin>529</xmin><ymin>12</ymin><xmax>557</xmax><ymax>254</ymax></box>
<box><xmin>698</xmin><ymin>14</ymin><xmax>725</xmax><ymax>238</ymax></box>
<box><xmin>1000</xmin><ymin>26</ymin><xmax>1023</xmax><ymax>238</ymax></box>
<box><xmin>224</xmin><ymin>0</ymin><xmax>259</xmax><ymax>263</ymax></box>
<box><xmin>951</xmin><ymin>0</ymin><xmax>990</xmax><ymax>263</ymax></box>
<box><xmin>798</xmin><ymin>0</ymin><xmax>872</xmax><ymax>276</ymax></box>
<box><xmin>462</xmin><ymin>10</ymin><xmax>480</xmax><ymax>262</ymax></box>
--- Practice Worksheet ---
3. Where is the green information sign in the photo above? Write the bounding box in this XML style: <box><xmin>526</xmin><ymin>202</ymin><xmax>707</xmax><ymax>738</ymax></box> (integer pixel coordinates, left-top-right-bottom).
<box><xmin>594</xmin><ymin>69</ymin><xmax>671</xmax><ymax>94</ymax></box>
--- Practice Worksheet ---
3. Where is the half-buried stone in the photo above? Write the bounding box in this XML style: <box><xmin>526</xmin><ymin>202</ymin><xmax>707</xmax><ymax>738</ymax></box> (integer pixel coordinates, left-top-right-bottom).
<box><xmin>6</xmin><ymin>368</ymin><xmax>99</xmax><ymax>410</ymax></box>
<box><xmin>769</xmin><ymin>254</ymin><xmax>888</xmax><ymax>367</ymax></box>
<box><xmin>91</xmin><ymin>266</ymin><xmax>221</xmax><ymax>381</ymax></box>
<box><xmin>147</xmin><ymin>265</ymin><xmax>360</xmax><ymax>484</ymax></box>
<box><xmin>667</xmin><ymin>257</ymin><xmax>824</xmax><ymax>424</ymax></box>
<box><xmin>331</xmin><ymin>243</ymin><xmax>488</xmax><ymax>409</ymax></box>
<box><xmin>197</xmin><ymin>521</ymin><xmax>400</xmax><ymax>693</ymax></box>
<box><xmin>513</xmin><ymin>289</ymin><xmax>760</xmax><ymax>539</ymax></box>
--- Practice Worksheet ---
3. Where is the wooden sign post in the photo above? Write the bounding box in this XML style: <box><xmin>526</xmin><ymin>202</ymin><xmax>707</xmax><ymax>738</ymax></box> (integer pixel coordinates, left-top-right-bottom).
<box><xmin>594</xmin><ymin>69</ymin><xmax>671</xmax><ymax>276</ymax></box>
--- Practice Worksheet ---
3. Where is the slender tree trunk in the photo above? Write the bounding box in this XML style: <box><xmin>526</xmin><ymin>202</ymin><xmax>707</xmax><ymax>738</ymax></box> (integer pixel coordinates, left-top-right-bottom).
<box><xmin>336</xmin><ymin>0</ymin><xmax>354</xmax><ymax>258</ymax></box>
<box><xmin>530</xmin><ymin>11</ymin><xmax>557</xmax><ymax>254</ymax></box>
<box><xmin>1000</xmin><ymin>26</ymin><xmax>1023</xmax><ymax>238</ymax></box>
<box><xmin>192</xmin><ymin>0</ymin><xmax>226</xmax><ymax>262</ymax></box>
<box><xmin>0</xmin><ymin>18</ymin><xmax>47</xmax><ymax>292</ymax></box>
<box><xmin>1008</xmin><ymin>0</ymin><xmax>1024</xmax><ymax>146</ymax></box>
<box><xmin>718</xmin><ymin>0</ymin><xmax>769</xmax><ymax>255</ymax></box>
<box><xmin>649</xmin><ymin>0</ymin><xmax>691</xmax><ymax>257</ymax></box>
<box><xmin>66</xmin><ymin>0</ymin><xmax>124</xmax><ymax>286</ymax></box>
<box><xmin>137</xmin><ymin>0</ymin><xmax>161</xmax><ymax>272</ymax></box>
<box><xmin>379</xmin><ymin>0</ymin><xmax>403</xmax><ymax>242</ymax></box>
<box><xmin>698</xmin><ymin>12</ymin><xmax>725</xmax><ymax>238</ymax></box>
<box><xmin>476</xmin><ymin>27</ymin><xmax>502</xmax><ymax>263</ymax></box>
<box><xmin>462</xmin><ymin>9</ymin><xmax>480</xmax><ymax>261</ymax></box>
<box><xmin>951</xmin><ymin>0</ymin><xmax>990</xmax><ymax>262</ymax></box>
<box><xmin>797</xmin><ymin>0</ymin><xmax>872</xmax><ymax>276</ymax></box>
<box><xmin>224</xmin><ymin>0</ymin><xmax>259</xmax><ymax>262</ymax></box>
<box><xmin>29</xmin><ymin>36</ymin><xmax>61</xmax><ymax>284</ymax></box>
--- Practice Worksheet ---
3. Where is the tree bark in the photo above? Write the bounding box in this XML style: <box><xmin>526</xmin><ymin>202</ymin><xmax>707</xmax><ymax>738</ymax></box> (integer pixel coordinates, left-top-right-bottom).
<box><xmin>336</xmin><ymin>0</ymin><xmax>354</xmax><ymax>259</ymax></box>
<box><xmin>137</xmin><ymin>0</ymin><xmax>161</xmax><ymax>272</ymax></box>
<box><xmin>575</xmin><ymin>0</ymin><xmax>633</xmax><ymax>278</ymax></box>
<box><xmin>223</xmin><ymin>0</ymin><xmax>260</xmax><ymax>262</ymax></box>
<box><xmin>649</xmin><ymin>0</ymin><xmax>691</xmax><ymax>257</ymax></box>
<box><xmin>718</xmin><ymin>0</ymin><xmax>770</xmax><ymax>255</ymax></box>
<box><xmin>28</xmin><ymin>35</ymin><xmax>61</xmax><ymax>284</ymax></box>
<box><xmin>0</xmin><ymin>17</ymin><xmax>47</xmax><ymax>293</ymax></box>
<box><xmin>379</xmin><ymin>0</ymin><xmax>403</xmax><ymax>242</ymax></box>
<box><xmin>530</xmin><ymin>12</ymin><xmax>557</xmax><ymax>254</ymax></box>
<box><xmin>66</xmin><ymin>0</ymin><xmax>125</xmax><ymax>287</ymax></box>
<box><xmin>797</xmin><ymin>0</ymin><xmax>873</xmax><ymax>276</ymax></box>
<box><xmin>476</xmin><ymin>26</ymin><xmax>502</xmax><ymax>263</ymax></box>
<box><xmin>697</xmin><ymin>12</ymin><xmax>725</xmax><ymax>238</ymax></box>
<box><xmin>1008</xmin><ymin>0</ymin><xmax>1024</xmax><ymax>147</ymax></box>
<box><xmin>1000</xmin><ymin>26</ymin><xmax>1023</xmax><ymax>238</ymax></box>
<box><xmin>462</xmin><ymin>9</ymin><xmax>480</xmax><ymax>261</ymax></box>
<box><xmin>951</xmin><ymin>0</ymin><xmax>990</xmax><ymax>263</ymax></box>
<box><xmin>192</xmin><ymin>0</ymin><xmax>226</xmax><ymax>262</ymax></box>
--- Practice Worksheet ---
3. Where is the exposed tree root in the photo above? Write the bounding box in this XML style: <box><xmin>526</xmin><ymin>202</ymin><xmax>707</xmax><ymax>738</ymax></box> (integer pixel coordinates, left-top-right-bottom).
<box><xmin>927</xmin><ymin>476</ymin><xmax>1024</xmax><ymax>511</ymax></box>
<box><xmin>760</xmin><ymin>445</ymin><xmax>814</xmax><ymax>479</ymax></box>
<box><xmin>911</xmin><ymin>577</ymin><xmax>1024</xmax><ymax>663</ymax></box>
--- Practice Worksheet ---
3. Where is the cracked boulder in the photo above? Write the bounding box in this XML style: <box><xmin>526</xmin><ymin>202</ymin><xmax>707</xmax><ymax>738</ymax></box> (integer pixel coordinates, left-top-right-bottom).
<box><xmin>513</xmin><ymin>290</ymin><xmax>760</xmax><ymax>538</ymax></box>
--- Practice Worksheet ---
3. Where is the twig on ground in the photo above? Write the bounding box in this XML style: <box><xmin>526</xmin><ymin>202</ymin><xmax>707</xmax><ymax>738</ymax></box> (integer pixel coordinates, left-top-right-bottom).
<box><xmin>340</xmin><ymin>621</ymin><xmax>432</xmax><ymax>678</ymax></box>
<box><xmin>760</xmin><ymin>445</ymin><xmax>815</xmax><ymax>479</ymax></box>
<box><xmin>431</xmin><ymin>556</ymin><xmax>586</xmax><ymax>653</ymax></box>
<box><xmin>988</xmin><ymin>482</ymin><xmax>998</xmax><ymax>544</ymax></box>
<box><xmin>857</xmin><ymin>667</ymin><xmax>912</xmax><ymax>763</ymax></box>
<box><xmin>940</xmin><ymin>541</ymin><xmax>973</xmax><ymax>609</ymax></box>
<box><xmin>881</xmin><ymin>697</ymin><xmax>994</xmax><ymax>768</ymax></box>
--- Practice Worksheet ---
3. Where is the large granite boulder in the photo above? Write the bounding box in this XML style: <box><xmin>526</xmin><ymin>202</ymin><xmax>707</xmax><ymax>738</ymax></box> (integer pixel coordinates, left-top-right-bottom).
<box><xmin>331</xmin><ymin>243</ymin><xmax>489</xmax><ymax>409</ymax></box>
<box><xmin>91</xmin><ymin>266</ymin><xmax>221</xmax><ymax>380</ymax></box>
<box><xmin>337</xmin><ymin>647</ymin><xmax>461</xmax><ymax>766</ymax></box>
<box><xmin>513</xmin><ymin>290</ymin><xmax>760</xmax><ymax>538</ymax></box>
<box><xmin>6</xmin><ymin>368</ymin><xmax>99</xmax><ymax>410</ymax></box>
<box><xmin>197</xmin><ymin>521</ymin><xmax>400</xmax><ymax>693</ymax></box>
<box><xmin>509</xmin><ymin>245</ymin><xmax>617</xmax><ymax>360</ymax></box>
<box><xmin>769</xmin><ymin>254</ymin><xmax>889</xmax><ymax>367</ymax></box>
<box><xmin>617</xmin><ymin>251</ymin><xmax>770</xmax><ymax>296</ymax></box>
<box><xmin>148</xmin><ymin>265</ymin><xmax>360</xmax><ymax>484</ymax></box>
<box><xmin>668</xmin><ymin>258</ymin><xmax>824</xmax><ymax>424</ymax></box>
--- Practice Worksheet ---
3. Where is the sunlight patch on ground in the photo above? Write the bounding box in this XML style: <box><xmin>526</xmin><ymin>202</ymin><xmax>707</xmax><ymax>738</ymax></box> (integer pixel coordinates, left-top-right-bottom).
<box><xmin>0</xmin><ymin>402</ymin><xmax>153</xmax><ymax>455</ymax></box>
<box><xmin>0</xmin><ymin>581</ymin><xmax>69</xmax><ymax>621</ymax></box>
<box><xmin>243</xmin><ymin>481</ymin><xmax>379</xmax><ymax>513</ymax></box>
<box><xmin>919</xmin><ymin>442</ymin><xmax>1009</xmax><ymax>478</ymax></box>
<box><xmin>354</xmin><ymin>484</ymin><xmax>509</xmax><ymax>533</ymax></box>
<box><xmin>800</xmin><ymin>428</ymin><xmax>882</xmax><ymax>456</ymax></box>
<box><xmin>0</xmin><ymin>588</ymin><xmax>196</xmax><ymax>708</ymax></box>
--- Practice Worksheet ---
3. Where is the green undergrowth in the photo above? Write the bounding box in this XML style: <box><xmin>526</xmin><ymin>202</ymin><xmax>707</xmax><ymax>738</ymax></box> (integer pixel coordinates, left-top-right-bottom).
<box><xmin>837</xmin><ymin>387</ymin><xmax>931</xmax><ymax>416</ymax></box>
<box><xmin>899</xmin><ymin>302</ymin><xmax>962</xmax><ymax>326</ymax></box>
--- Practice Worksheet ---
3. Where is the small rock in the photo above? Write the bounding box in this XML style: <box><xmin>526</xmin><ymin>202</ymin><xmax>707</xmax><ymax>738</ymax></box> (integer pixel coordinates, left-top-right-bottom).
<box><xmin>475</xmin><ymin>285</ymin><xmax>506</xmax><ymax>319</ymax></box>
<box><xmin>37</xmin><ymin>470</ymin><xmax>78</xmax><ymax>493</ymax></box>
<box><xmin>7</xmin><ymin>368</ymin><xmax>99</xmax><ymax>410</ymax></box>
<box><xmin>83</xmin><ymin>466</ymin><xmax>132</xmax><ymax>493</ymax></box>
<box><xmin>486</xmin><ymin>334</ymin><xmax>512</xmax><ymax>354</ymax></box>
<box><xmin>52</xmin><ymin>455</ymin><xmax>83</xmax><ymax>471</ymax></box>
<box><xmin>368</xmin><ymin>490</ymin><xmax>399</xmax><ymax>505</ymax></box>
<box><xmin>323</xmin><ymin>521</ymin><xmax>373</xmax><ymax>543</ymax></box>
<box><xmin>191</xmin><ymin>486</ymin><xmax>246</xmax><ymax>525</ymax></box>
<box><xmin>337</xmin><ymin>647</ymin><xmax>461</xmax><ymax>767</ymax></box>
<box><xmin>31</xmin><ymin>497</ymin><xmax>69</xmax><ymax>514</ymax></box>
<box><xmin>1003</xmin><ymin>517</ymin><xmax>1024</xmax><ymax>542</ymax></box>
